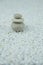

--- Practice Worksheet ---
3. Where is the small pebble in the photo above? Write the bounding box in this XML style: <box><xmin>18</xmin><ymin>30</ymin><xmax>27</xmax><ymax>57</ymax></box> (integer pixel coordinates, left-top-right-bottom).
<box><xmin>14</xmin><ymin>13</ymin><xmax>22</xmax><ymax>19</ymax></box>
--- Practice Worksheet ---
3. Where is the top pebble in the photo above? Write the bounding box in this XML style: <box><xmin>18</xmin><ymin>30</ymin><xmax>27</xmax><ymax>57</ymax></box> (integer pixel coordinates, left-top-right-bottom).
<box><xmin>14</xmin><ymin>13</ymin><xmax>22</xmax><ymax>19</ymax></box>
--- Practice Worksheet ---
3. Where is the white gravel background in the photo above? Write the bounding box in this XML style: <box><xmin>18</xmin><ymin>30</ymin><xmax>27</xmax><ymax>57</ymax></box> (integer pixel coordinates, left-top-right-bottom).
<box><xmin>0</xmin><ymin>0</ymin><xmax>43</xmax><ymax>65</ymax></box>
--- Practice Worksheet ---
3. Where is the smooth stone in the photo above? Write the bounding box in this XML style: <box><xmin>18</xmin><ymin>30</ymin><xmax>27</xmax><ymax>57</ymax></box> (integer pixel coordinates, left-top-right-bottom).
<box><xmin>14</xmin><ymin>13</ymin><xmax>22</xmax><ymax>19</ymax></box>
<box><xmin>12</xmin><ymin>18</ymin><xmax>24</xmax><ymax>23</ymax></box>
<box><xmin>11</xmin><ymin>22</ymin><xmax>25</xmax><ymax>32</ymax></box>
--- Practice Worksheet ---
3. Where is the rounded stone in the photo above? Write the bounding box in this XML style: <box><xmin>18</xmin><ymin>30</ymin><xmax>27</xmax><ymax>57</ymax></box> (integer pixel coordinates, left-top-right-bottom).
<box><xmin>14</xmin><ymin>13</ymin><xmax>22</xmax><ymax>19</ymax></box>
<box><xmin>11</xmin><ymin>22</ymin><xmax>25</xmax><ymax>32</ymax></box>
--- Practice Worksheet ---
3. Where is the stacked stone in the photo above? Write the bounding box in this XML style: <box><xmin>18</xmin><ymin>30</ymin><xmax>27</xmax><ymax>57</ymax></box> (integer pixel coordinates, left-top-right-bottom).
<box><xmin>11</xmin><ymin>13</ymin><xmax>24</xmax><ymax>32</ymax></box>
